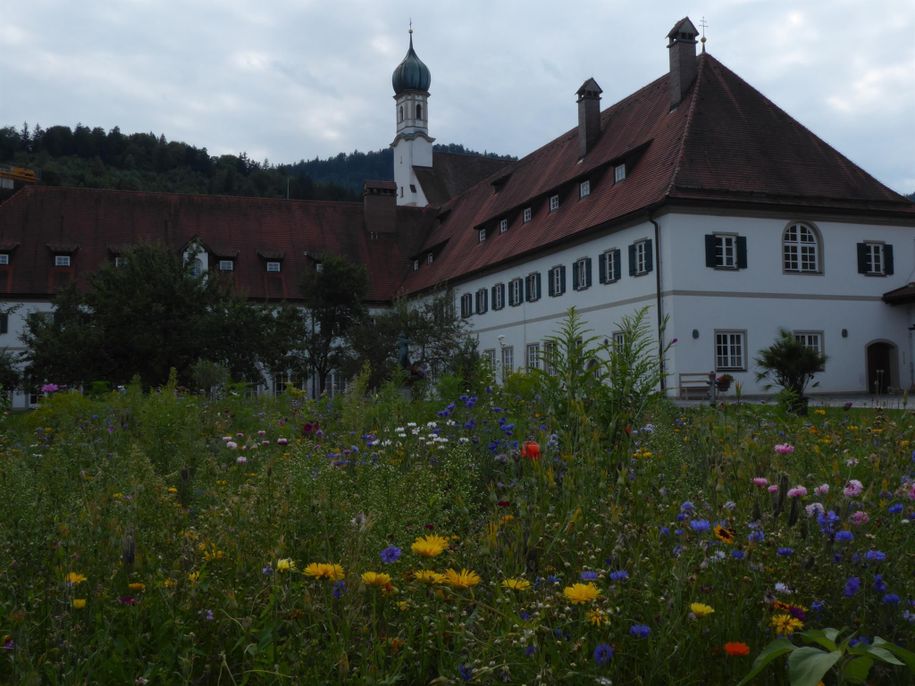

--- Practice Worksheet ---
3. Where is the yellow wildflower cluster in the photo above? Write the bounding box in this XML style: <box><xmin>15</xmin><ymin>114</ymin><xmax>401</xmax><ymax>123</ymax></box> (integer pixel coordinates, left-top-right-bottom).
<box><xmin>633</xmin><ymin>448</ymin><xmax>653</xmax><ymax>459</ymax></box>
<box><xmin>411</xmin><ymin>534</ymin><xmax>449</xmax><ymax>557</ymax></box>
<box><xmin>563</xmin><ymin>582</ymin><xmax>600</xmax><ymax>604</ymax></box>
<box><xmin>304</xmin><ymin>562</ymin><xmax>345</xmax><ymax>581</ymax></box>
<box><xmin>587</xmin><ymin>609</ymin><xmax>609</xmax><ymax>626</ymax></box>
<box><xmin>413</xmin><ymin>570</ymin><xmax>446</xmax><ymax>585</ymax></box>
<box><xmin>275</xmin><ymin>558</ymin><xmax>296</xmax><ymax>573</ymax></box>
<box><xmin>444</xmin><ymin>568</ymin><xmax>481</xmax><ymax>589</ymax></box>
<box><xmin>770</xmin><ymin>613</ymin><xmax>804</xmax><ymax>635</ymax></box>
<box><xmin>501</xmin><ymin>577</ymin><xmax>531</xmax><ymax>591</ymax></box>
<box><xmin>65</xmin><ymin>572</ymin><xmax>87</xmax><ymax>585</ymax></box>
<box><xmin>690</xmin><ymin>602</ymin><xmax>715</xmax><ymax>618</ymax></box>
<box><xmin>361</xmin><ymin>571</ymin><xmax>392</xmax><ymax>587</ymax></box>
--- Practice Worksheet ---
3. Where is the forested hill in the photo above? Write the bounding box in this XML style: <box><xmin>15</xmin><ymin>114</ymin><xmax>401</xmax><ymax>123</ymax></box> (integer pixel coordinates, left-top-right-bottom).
<box><xmin>0</xmin><ymin>123</ymin><xmax>513</xmax><ymax>201</ymax></box>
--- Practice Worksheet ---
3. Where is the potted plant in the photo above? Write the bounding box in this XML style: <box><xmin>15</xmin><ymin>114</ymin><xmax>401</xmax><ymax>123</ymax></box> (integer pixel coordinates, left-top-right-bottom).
<box><xmin>716</xmin><ymin>373</ymin><xmax>734</xmax><ymax>392</ymax></box>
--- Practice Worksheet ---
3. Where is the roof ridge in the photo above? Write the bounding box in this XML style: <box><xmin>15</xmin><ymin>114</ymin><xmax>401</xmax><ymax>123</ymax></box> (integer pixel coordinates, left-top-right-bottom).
<box><xmin>664</xmin><ymin>53</ymin><xmax>706</xmax><ymax>198</ymax></box>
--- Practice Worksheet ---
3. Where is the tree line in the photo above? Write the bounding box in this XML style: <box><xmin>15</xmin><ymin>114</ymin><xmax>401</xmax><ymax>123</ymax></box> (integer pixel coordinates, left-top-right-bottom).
<box><xmin>0</xmin><ymin>123</ymin><xmax>513</xmax><ymax>200</ymax></box>
<box><xmin>2</xmin><ymin>245</ymin><xmax>478</xmax><ymax>398</ymax></box>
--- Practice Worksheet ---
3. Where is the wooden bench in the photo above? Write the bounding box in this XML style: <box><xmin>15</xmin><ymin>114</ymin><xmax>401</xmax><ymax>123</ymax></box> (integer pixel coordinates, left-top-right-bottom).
<box><xmin>679</xmin><ymin>372</ymin><xmax>714</xmax><ymax>400</ymax></box>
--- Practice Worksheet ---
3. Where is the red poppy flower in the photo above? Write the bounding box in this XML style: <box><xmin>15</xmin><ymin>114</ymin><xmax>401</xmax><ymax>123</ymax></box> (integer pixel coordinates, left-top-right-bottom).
<box><xmin>497</xmin><ymin>500</ymin><xmax>511</xmax><ymax>508</ymax></box>
<box><xmin>521</xmin><ymin>441</ymin><xmax>541</xmax><ymax>460</ymax></box>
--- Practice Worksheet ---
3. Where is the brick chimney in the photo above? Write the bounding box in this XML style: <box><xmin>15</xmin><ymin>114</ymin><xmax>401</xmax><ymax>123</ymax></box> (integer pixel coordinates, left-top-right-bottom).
<box><xmin>667</xmin><ymin>17</ymin><xmax>699</xmax><ymax>108</ymax></box>
<box><xmin>362</xmin><ymin>180</ymin><xmax>397</xmax><ymax>235</ymax></box>
<box><xmin>576</xmin><ymin>78</ymin><xmax>603</xmax><ymax>158</ymax></box>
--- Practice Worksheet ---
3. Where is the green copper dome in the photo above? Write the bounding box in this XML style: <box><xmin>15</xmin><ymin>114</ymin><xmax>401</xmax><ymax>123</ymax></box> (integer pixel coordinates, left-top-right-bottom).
<box><xmin>392</xmin><ymin>34</ymin><xmax>431</xmax><ymax>94</ymax></box>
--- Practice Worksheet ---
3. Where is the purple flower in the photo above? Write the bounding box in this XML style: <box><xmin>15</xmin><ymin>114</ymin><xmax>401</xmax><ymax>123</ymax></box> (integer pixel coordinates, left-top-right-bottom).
<box><xmin>630</xmin><ymin>623</ymin><xmax>651</xmax><ymax>638</ymax></box>
<box><xmin>811</xmin><ymin>600</ymin><xmax>826</xmax><ymax>613</ymax></box>
<box><xmin>873</xmin><ymin>574</ymin><xmax>887</xmax><ymax>593</ymax></box>
<box><xmin>41</xmin><ymin>383</ymin><xmax>59</xmax><ymax>393</ymax></box>
<box><xmin>748</xmin><ymin>529</ymin><xmax>765</xmax><ymax>543</ymax></box>
<box><xmin>458</xmin><ymin>664</ymin><xmax>473</xmax><ymax>682</ymax></box>
<box><xmin>332</xmin><ymin>580</ymin><xmax>346</xmax><ymax>599</ymax></box>
<box><xmin>380</xmin><ymin>546</ymin><xmax>402</xmax><ymax>564</ymax></box>
<box><xmin>787</xmin><ymin>486</ymin><xmax>807</xmax><ymax>498</ymax></box>
<box><xmin>864</xmin><ymin>550</ymin><xmax>886</xmax><ymax>562</ymax></box>
<box><xmin>731</xmin><ymin>549</ymin><xmax>746</xmax><ymax>560</ymax></box>
<box><xmin>580</xmin><ymin>570</ymin><xmax>599</xmax><ymax>581</ymax></box>
<box><xmin>844</xmin><ymin>576</ymin><xmax>861</xmax><ymax>597</ymax></box>
<box><xmin>609</xmin><ymin>570</ymin><xmax>629</xmax><ymax>582</ymax></box>
<box><xmin>844</xmin><ymin>479</ymin><xmax>864</xmax><ymax>498</ymax></box>
<box><xmin>680</xmin><ymin>501</ymin><xmax>696</xmax><ymax>512</ymax></box>
<box><xmin>689</xmin><ymin>519</ymin><xmax>711</xmax><ymax>533</ymax></box>
<box><xmin>262</xmin><ymin>564</ymin><xmax>273</xmax><ymax>576</ymax></box>
<box><xmin>883</xmin><ymin>593</ymin><xmax>900</xmax><ymax>604</ymax></box>
<box><xmin>593</xmin><ymin>642</ymin><xmax>614</xmax><ymax>666</ymax></box>
<box><xmin>834</xmin><ymin>530</ymin><xmax>854</xmax><ymax>543</ymax></box>
<box><xmin>524</xmin><ymin>645</ymin><xmax>536</xmax><ymax>657</ymax></box>
<box><xmin>888</xmin><ymin>503</ymin><xmax>903</xmax><ymax>514</ymax></box>
<box><xmin>777</xmin><ymin>547</ymin><xmax>794</xmax><ymax>557</ymax></box>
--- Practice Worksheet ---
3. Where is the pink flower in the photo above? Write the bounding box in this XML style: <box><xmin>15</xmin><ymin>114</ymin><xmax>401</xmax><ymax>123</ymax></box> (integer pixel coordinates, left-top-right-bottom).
<box><xmin>907</xmin><ymin>483</ymin><xmax>915</xmax><ymax>501</ymax></box>
<box><xmin>226</xmin><ymin>441</ymin><xmax>238</xmax><ymax>450</ymax></box>
<box><xmin>752</xmin><ymin>477</ymin><xmax>769</xmax><ymax>488</ymax></box>
<box><xmin>257</xmin><ymin>430</ymin><xmax>266</xmax><ymax>437</ymax></box>
<box><xmin>767</xmin><ymin>484</ymin><xmax>779</xmax><ymax>494</ymax></box>
<box><xmin>277</xmin><ymin>437</ymin><xmax>289</xmax><ymax>446</ymax></box>
<box><xmin>849</xmin><ymin>510</ymin><xmax>869</xmax><ymax>526</ymax></box>
<box><xmin>814</xmin><ymin>484</ymin><xmax>830</xmax><ymax>496</ymax></box>
<box><xmin>774</xmin><ymin>443</ymin><xmax>795</xmax><ymax>455</ymax></box>
<box><xmin>844</xmin><ymin>480</ymin><xmax>864</xmax><ymax>498</ymax></box>
<box><xmin>787</xmin><ymin>486</ymin><xmax>807</xmax><ymax>498</ymax></box>
<box><xmin>236</xmin><ymin>456</ymin><xmax>247</xmax><ymax>465</ymax></box>
<box><xmin>41</xmin><ymin>383</ymin><xmax>59</xmax><ymax>393</ymax></box>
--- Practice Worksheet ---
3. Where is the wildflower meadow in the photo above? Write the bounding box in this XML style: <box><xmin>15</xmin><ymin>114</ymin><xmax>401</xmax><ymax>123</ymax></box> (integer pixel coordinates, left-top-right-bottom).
<box><xmin>1</xmin><ymin>318</ymin><xmax>913</xmax><ymax>684</ymax></box>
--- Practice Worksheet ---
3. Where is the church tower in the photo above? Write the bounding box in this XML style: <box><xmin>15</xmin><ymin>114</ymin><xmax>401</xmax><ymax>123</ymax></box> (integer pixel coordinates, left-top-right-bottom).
<box><xmin>391</xmin><ymin>28</ymin><xmax>433</xmax><ymax>206</ymax></box>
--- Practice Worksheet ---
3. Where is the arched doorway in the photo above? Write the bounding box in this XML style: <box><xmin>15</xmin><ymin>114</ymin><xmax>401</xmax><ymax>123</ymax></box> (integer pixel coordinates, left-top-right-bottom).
<box><xmin>866</xmin><ymin>341</ymin><xmax>896</xmax><ymax>393</ymax></box>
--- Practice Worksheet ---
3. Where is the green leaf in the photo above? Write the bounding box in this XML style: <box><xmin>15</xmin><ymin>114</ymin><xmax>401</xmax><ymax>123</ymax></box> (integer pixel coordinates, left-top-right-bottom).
<box><xmin>865</xmin><ymin>646</ymin><xmax>904</xmax><ymax>666</ymax></box>
<box><xmin>787</xmin><ymin>647</ymin><xmax>842</xmax><ymax>686</ymax></box>
<box><xmin>841</xmin><ymin>656</ymin><xmax>873</xmax><ymax>684</ymax></box>
<box><xmin>798</xmin><ymin>629</ymin><xmax>838</xmax><ymax>652</ymax></box>
<box><xmin>735</xmin><ymin>638</ymin><xmax>795</xmax><ymax>686</ymax></box>
<box><xmin>872</xmin><ymin>637</ymin><xmax>915</xmax><ymax>671</ymax></box>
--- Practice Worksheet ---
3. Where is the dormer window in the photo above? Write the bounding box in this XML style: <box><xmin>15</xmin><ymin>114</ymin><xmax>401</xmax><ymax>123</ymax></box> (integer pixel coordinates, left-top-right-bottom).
<box><xmin>614</xmin><ymin>163</ymin><xmax>627</xmax><ymax>183</ymax></box>
<box><xmin>315</xmin><ymin>262</ymin><xmax>324</xmax><ymax>273</ymax></box>
<box><xmin>0</xmin><ymin>254</ymin><xmax>9</xmax><ymax>265</ymax></box>
<box><xmin>579</xmin><ymin>180</ymin><xmax>591</xmax><ymax>198</ymax></box>
<box><xmin>412</xmin><ymin>259</ymin><xmax>420</xmax><ymax>271</ymax></box>
<box><xmin>426</xmin><ymin>253</ymin><xmax>434</xmax><ymax>265</ymax></box>
<box><xmin>549</xmin><ymin>194</ymin><xmax>560</xmax><ymax>212</ymax></box>
<box><xmin>499</xmin><ymin>218</ymin><xmax>509</xmax><ymax>234</ymax></box>
<box><xmin>478</xmin><ymin>228</ymin><xmax>487</xmax><ymax>243</ymax></box>
<box><xmin>266</xmin><ymin>261</ymin><xmax>282</xmax><ymax>273</ymax></box>
<box><xmin>218</xmin><ymin>259</ymin><xmax>235</xmax><ymax>272</ymax></box>
<box><xmin>114</xmin><ymin>256</ymin><xmax>128</xmax><ymax>268</ymax></box>
<box><xmin>523</xmin><ymin>207</ymin><xmax>532</xmax><ymax>223</ymax></box>
<box><xmin>54</xmin><ymin>255</ymin><xmax>71</xmax><ymax>267</ymax></box>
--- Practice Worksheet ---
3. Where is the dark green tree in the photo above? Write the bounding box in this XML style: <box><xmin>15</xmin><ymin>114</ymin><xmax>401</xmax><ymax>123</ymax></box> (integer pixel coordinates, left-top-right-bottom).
<box><xmin>299</xmin><ymin>254</ymin><xmax>368</xmax><ymax>395</ymax></box>
<box><xmin>754</xmin><ymin>328</ymin><xmax>827</xmax><ymax>414</ymax></box>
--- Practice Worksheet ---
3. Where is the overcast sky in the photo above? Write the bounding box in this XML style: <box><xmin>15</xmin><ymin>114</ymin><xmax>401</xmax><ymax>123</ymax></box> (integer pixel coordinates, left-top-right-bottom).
<box><xmin>2</xmin><ymin>0</ymin><xmax>914</xmax><ymax>193</ymax></box>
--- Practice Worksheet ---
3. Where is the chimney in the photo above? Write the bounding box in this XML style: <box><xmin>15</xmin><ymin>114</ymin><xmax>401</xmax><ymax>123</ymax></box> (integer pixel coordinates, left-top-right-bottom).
<box><xmin>667</xmin><ymin>17</ymin><xmax>699</xmax><ymax>108</ymax></box>
<box><xmin>576</xmin><ymin>78</ymin><xmax>603</xmax><ymax>158</ymax></box>
<box><xmin>362</xmin><ymin>180</ymin><xmax>397</xmax><ymax>235</ymax></box>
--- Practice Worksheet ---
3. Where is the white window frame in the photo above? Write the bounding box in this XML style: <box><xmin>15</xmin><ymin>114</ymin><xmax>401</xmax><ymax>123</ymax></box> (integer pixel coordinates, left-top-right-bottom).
<box><xmin>114</xmin><ymin>256</ymin><xmax>127</xmax><ymax>268</ymax></box>
<box><xmin>633</xmin><ymin>240</ymin><xmax>649</xmax><ymax>275</ymax></box>
<box><xmin>483</xmin><ymin>348</ymin><xmax>496</xmax><ymax>372</ymax></box>
<box><xmin>0</xmin><ymin>254</ymin><xmax>9</xmax><ymax>265</ymax></box>
<box><xmin>614</xmin><ymin>163</ymin><xmax>626</xmax><ymax>183</ymax></box>
<box><xmin>499</xmin><ymin>218</ymin><xmax>509</xmax><ymax>234</ymax></box>
<box><xmin>794</xmin><ymin>331</ymin><xmax>825</xmax><ymax>369</ymax></box>
<box><xmin>715</xmin><ymin>234</ymin><xmax>738</xmax><ymax>269</ymax></box>
<box><xmin>602</xmin><ymin>249</ymin><xmax>619</xmax><ymax>283</ymax></box>
<box><xmin>509</xmin><ymin>278</ymin><xmax>523</xmax><ymax>306</ymax></box>
<box><xmin>330</xmin><ymin>371</ymin><xmax>347</xmax><ymax>398</ymax></box>
<box><xmin>526</xmin><ymin>342</ymin><xmax>541</xmax><ymax>371</ymax></box>
<box><xmin>574</xmin><ymin>258</ymin><xmax>590</xmax><ymax>291</ymax></box>
<box><xmin>525</xmin><ymin>272</ymin><xmax>541</xmax><ymax>301</ymax></box>
<box><xmin>863</xmin><ymin>242</ymin><xmax>884</xmax><ymax>275</ymax></box>
<box><xmin>579</xmin><ymin>180</ymin><xmax>590</xmax><ymax>198</ymax></box>
<box><xmin>478</xmin><ymin>228</ymin><xmax>487</xmax><ymax>243</ymax></box>
<box><xmin>542</xmin><ymin>340</ymin><xmax>557</xmax><ymax>375</ymax></box>
<box><xmin>714</xmin><ymin>330</ymin><xmax>746</xmax><ymax>371</ymax></box>
<box><xmin>549</xmin><ymin>266</ymin><xmax>563</xmax><ymax>296</ymax></box>
<box><xmin>475</xmin><ymin>288</ymin><xmax>488</xmax><ymax>315</ymax></box>
<box><xmin>218</xmin><ymin>259</ymin><xmax>235</xmax><ymax>272</ymax></box>
<box><xmin>54</xmin><ymin>254</ymin><xmax>71</xmax><ymax>267</ymax></box>
<box><xmin>412</xmin><ymin>259</ymin><xmax>420</xmax><ymax>271</ymax></box>
<box><xmin>427</xmin><ymin>252</ymin><xmax>434</xmax><ymax>264</ymax></box>
<box><xmin>522</xmin><ymin>207</ymin><xmax>532</xmax><ymax>223</ymax></box>
<box><xmin>612</xmin><ymin>331</ymin><xmax>626</xmax><ymax>351</ymax></box>
<box><xmin>492</xmin><ymin>283</ymin><xmax>505</xmax><ymax>310</ymax></box>
<box><xmin>783</xmin><ymin>222</ymin><xmax>821</xmax><ymax>273</ymax></box>
<box><xmin>460</xmin><ymin>293</ymin><xmax>473</xmax><ymax>318</ymax></box>
<box><xmin>266</xmin><ymin>261</ymin><xmax>282</xmax><ymax>273</ymax></box>
<box><xmin>501</xmin><ymin>345</ymin><xmax>514</xmax><ymax>381</ymax></box>
<box><xmin>549</xmin><ymin>194</ymin><xmax>560</xmax><ymax>212</ymax></box>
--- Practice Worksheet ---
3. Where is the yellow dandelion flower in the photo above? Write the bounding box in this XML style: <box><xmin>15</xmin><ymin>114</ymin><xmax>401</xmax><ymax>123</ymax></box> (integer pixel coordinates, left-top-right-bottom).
<box><xmin>411</xmin><ymin>534</ymin><xmax>449</xmax><ymax>558</ymax></box>
<box><xmin>72</xmin><ymin>598</ymin><xmax>87</xmax><ymax>609</ymax></box>
<box><xmin>361</xmin><ymin>571</ymin><xmax>393</xmax><ymax>587</ymax></box>
<box><xmin>127</xmin><ymin>582</ymin><xmax>146</xmax><ymax>592</ymax></box>
<box><xmin>304</xmin><ymin>562</ymin><xmax>345</xmax><ymax>581</ymax></box>
<box><xmin>563</xmin><ymin>582</ymin><xmax>600</xmax><ymax>604</ymax></box>
<box><xmin>65</xmin><ymin>572</ymin><xmax>87</xmax><ymax>585</ymax></box>
<box><xmin>413</xmin><ymin>570</ymin><xmax>446</xmax><ymax>585</ymax></box>
<box><xmin>690</xmin><ymin>602</ymin><xmax>715</xmax><ymax>617</ymax></box>
<box><xmin>587</xmin><ymin>608</ymin><xmax>609</xmax><ymax>626</ymax></box>
<box><xmin>501</xmin><ymin>577</ymin><xmax>531</xmax><ymax>591</ymax></box>
<box><xmin>444</xmin><ymin>568</ymin><xmax>481</xmax><ymax>589</ymax></box>
<box><xmin>276</xmin><ymin>558</ymin><xmax>296</xmax><ymax>573</ymax></box>
<box><xmin>770</xmin><ymin>613</ymin><xmax>804</xmax><ymax>635</ymax></box>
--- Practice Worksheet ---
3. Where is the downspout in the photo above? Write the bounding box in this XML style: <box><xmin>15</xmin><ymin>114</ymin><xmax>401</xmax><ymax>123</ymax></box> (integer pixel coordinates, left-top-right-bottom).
<box><xmin>649</xmin><ymin>212</ymin><xmax>665</xmax><ymax>391</ymax></box>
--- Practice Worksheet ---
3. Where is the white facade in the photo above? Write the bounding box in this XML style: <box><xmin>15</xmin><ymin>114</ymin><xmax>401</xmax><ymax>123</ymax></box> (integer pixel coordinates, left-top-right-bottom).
<box><xmin>452</xmin><ymin>210</ymin><xmax>915</xmax><ymax>396</ymax></box>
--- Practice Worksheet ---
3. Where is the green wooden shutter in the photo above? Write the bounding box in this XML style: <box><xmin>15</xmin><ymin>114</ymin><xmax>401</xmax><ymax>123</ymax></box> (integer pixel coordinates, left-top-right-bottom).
<box><xmin>705</xmin><ymin>235</ymin><xmax>717</xmax><ymax>267</ymax></box>
<box><xmin>856</xmin><ymin>243</ymin><xmax>867</xmax><ymax>274</ymax></box>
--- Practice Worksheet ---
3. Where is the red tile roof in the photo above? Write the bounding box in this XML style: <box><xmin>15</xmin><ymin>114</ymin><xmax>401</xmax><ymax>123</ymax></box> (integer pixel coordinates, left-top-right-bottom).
<box><xmin>0</xmin><ymin>186</ymin><xmax>411</xmax><ymax>303</ymax></box>
<box><xmin>399</xmin><ymin>53</ymin><xmax>915</xmax><ymax>295</ymax></box>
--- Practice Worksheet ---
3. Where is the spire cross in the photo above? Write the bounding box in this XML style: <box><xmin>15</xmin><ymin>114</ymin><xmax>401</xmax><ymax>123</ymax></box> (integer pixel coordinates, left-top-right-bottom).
<box><xmin>409</xmin><ymin>19</ymin><xmax>413</xmax><ymax>35</ymax></box>
<box><xmin>699</xmin><ymin>17</ymin><xmax>708</xmax><ymax>52</ymax></box>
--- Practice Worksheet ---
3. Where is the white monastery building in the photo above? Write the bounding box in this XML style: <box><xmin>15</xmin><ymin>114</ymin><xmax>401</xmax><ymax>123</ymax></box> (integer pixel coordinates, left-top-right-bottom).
<box><xmin>1</xmin><ymin>17</ymin><xmax>914</xmax><ymax>406</ymax></box>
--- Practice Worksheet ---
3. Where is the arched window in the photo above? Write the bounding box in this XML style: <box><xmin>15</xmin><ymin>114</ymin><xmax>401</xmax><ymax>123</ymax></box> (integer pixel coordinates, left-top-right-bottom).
<box><xmin>783</xmin><ymin>222</ymin><xmax>821</xmax><ymax>273</ymax></box>
<box><xmin>190</xmin><ymin>257</ymin><xmax>203</xmax><ymax>277</ymax></box>
<box><xmin>398</xmin><ymin>105</ymin><xmax>404</xmax><ymax>123</ymax></box>
<box><xmin>416</xmin><ymin>104</ymin><xmax>423</xmax><ymax>120</ymax></box>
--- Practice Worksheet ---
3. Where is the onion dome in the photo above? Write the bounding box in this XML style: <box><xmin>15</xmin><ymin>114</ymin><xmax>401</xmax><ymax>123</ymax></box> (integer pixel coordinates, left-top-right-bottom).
<box><xmin>392</xmin><ymin>33</ymin><xmax>431</xmax><ymax>94</ymax></box>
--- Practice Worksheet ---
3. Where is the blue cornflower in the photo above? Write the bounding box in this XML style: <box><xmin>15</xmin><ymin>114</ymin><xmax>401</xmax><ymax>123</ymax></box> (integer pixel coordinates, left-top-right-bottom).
<box><xmin>883</xmin><ymin>593</ymin><xmax>901</xmax><ymax>604</ymax></box>
<box><xmin>777</xmin><ymin>547</ymin><xmax>794</xmax><ymax>557</ymax></box>
<box><xmin>680</xmin><ymin>501</ymin><xmax>696</xmax><ymax>512</ymax></box>
<box><xmin>524</xmin><ymin>644</ymin><xmax>536</xmax><ymax>657</ymax></box>
<box><xmin>609</xmin><ymin>570</ymin><xmax>629</xmax><ymax>582</ymax></box>
<box><xmin>458</xmin><ymin>664</ymin><xmax>473</xmax><ymax>682</ymax></box>
<box><xmin>659</xmin><ymin>526</ymin><xmax>671</xmax><ymax>537</ymax></box>
<box><xmin>689</xmin><ymin>519</ymin><xmax>711</xmax><ymax>533</ymax></box>
<box><xmin>844</xmin><ymin>576</ymin><xmax>861</xmax><ymax>597</ymax></box>
<box><xmin>380</xmin><ymin>546</ymin><xmax>402</xmax><ymax>564</ymax></box>
<box><xmin>817</xmin><ymin>510</ymin><xmax>840</xmax><ymax>535</ymax></box>
<box><xmin>865</xmin><ymin>550</ymin><xmax>887</xmax><ymax>562</ymax></box>
<box><xmin>811</xmin><ymin>600</ymin><xmax>826</xmax><ymax>613</ymax></box>
<box><xmin>835</xmin><ymin>530</ymin><xmax>854</xmax><ymax>542</ymax></box>
<box><xmin>731</xmin><ymin>549</ymin><xmax>746</xmax><ymax>560</ymax></box>
<box><xmin>463</xmin><ymin>419</ymin><xmax>476</xmax><ymax>430</ymax></box>
<box><xmin>546</xmin><ymin>574</ymin><xmax>560</xmax><ymax>584</ymax></box>
<box><xmin>672</xmin><ymin>544</ymin><xmax>684</xmax><ymax>557</ymax></box>
<box><xmin>849</xmin><ymin>636</ymin><xmax>871</xmax><ymax>648</ymax></box>
<box><xmin>593</xmin><ymin>642</ymin><xmax>614</xmax><ymax>666</ymax></box>
<box><xmin>580</xmin><ymin>570</ymin><xmax>599</xmax><ymax>581</ymax></box>
<box><xmin>333</xmin><ymin>580</ymin><xmax>346</xmax><ymax>599</ymax></box>
<box><xmin>630</xmin><ymin>623</ymin><xmax>651</xmax><ymax>638</ymax></box>
<box><xmin>748</xmin><ymin>529</ymin><xmax>765</xmax><ymax>543</ymax></box>
<box><xmin>888</xmin><ymin>503</ymin><xmax>903</xmax><ymax>514</ymax></box>
<box><xmin>873</xmin><ymin>574</ymin><xmax>887</xmax><ymax>593</ymax></box>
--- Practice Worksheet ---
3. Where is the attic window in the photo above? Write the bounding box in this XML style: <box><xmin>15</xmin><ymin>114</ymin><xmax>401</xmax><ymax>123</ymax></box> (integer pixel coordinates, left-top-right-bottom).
<box><xmin>523</xmin><ymin>207</ymin><xmax>532</xmax><ymax>223</ymax></box>
<box><xmin>491</xmin><ymin>173</ymin><xmax>511</xmax><ymax>192</ymax></box>
<box><xmin>614</xmin><ymin>163</ymin><xmax>627</xmax><ymax>183</ymax></box>
<box><xmin>409</xmin><ymin>184</ymin><xmax>417</xmax><ymax>193</ymax></box>
<box><xmin>478</xmin><ymin>228</ymin><xmax>487</xmax><ymax>243</ymax></box>
<box><xmin>579</xmin><ymin>180</ymin><xmax>591</xmax><ymax>198</ymax></box>
<box><xmin>499</xmin><ymin>218</ymin><xmax>509</xmax><ymax>234</ymax></box>
<box><xmin>549</xmin><ymin>194</ymin><xmax>560</xmax><ymax>212</ymax></box>
<box><xmin>315</xmin><ymin>262</ymin><xmax>324</xmax><ymax>273</ymax></box>
<box><xmin>266</xmin><ymin>261</ymin><xmax>282</xmax><ymax>273</ymax></box>
<box><xmin>427</xmin><ymin>253</ymin><xmax>434</xmax><ymax>265</ymax></box>
<box><xmin>412</xmin><ymin>259</ymin><xmax>420</xmax><ymax>271</ymax></box>
<box><xmin>0</xmin><ymin>254</ymin><xmax>9</xmax><ymax>265</ymax></box>
<box><xmin>218</xmin><ymin>259</ymin><xmax>235</xmax><ymax>272</ymax></box>
<box><xmin>114</xmin><ymin>256</ymin><xmax>127</xmax><ymax>268</ymax></box>
<box><xmin>54</xmin><ymin>255</ymin><xmax>71</xmax><ymax>267</ymax></box>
